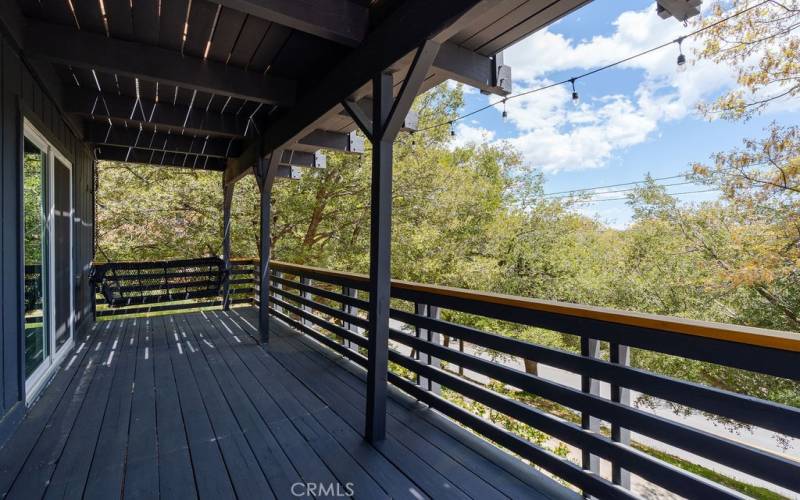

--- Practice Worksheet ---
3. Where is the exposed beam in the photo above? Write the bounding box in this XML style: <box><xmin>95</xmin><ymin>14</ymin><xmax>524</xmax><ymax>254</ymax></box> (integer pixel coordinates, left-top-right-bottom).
<box><xmin>26</xmin><ymin>21</ymin><xmax>295</xmax><ymax>105</ymax></box>
<box><xmin>434</xmin><ymin>43</ymin><xmax>511</xmax><ymax>96</ymax></box>
<box><xmin>339</xmin><ymin>102</ymin><xmax>419</xmax><ymax>133</ymax></box>
<box><xmin>225</xmin><ymin>0</ymin><xmax>488</xmax><ymax>185</ymax></box>
<box><xmin>384</xmin><ymin>41</ymin><xmax>441</xmax><ymax>139</ymax></box>
<box><xmin>95</xmin><ymin>146</ymin><xmax>227</xmax><ymax>170</ymax></box>
<box><xmin>298</xmin><ymin>130</ymin><xmax>364</xmax><ymax>153</ymax></box>
<box><xmin>209</xmin><ymin>0</ymin><xmax>367</xmax><ymax>47</ymax></box>
<box><xmin>85</xmin><ymin>124</ymin><xmax>242</xmax><ymax>157</ymax></box>
<box><xmin>279</xmin><ymin>150</ymin><xmax>326</xmax><ymax>169</ymax></box>
<box><xmin>88</xmin><ymin>123</ymin><xmax>323</xmax><ymax>167</ymax></box>
<box><xmin>96</xmin><ymin>145</ymin><xmax>301</xmax><ymax>178</ymax></box>
<box><xmin>65</xmin><ymin>88</ymin><xmax>249</xmax><ymax>138</ymax></box>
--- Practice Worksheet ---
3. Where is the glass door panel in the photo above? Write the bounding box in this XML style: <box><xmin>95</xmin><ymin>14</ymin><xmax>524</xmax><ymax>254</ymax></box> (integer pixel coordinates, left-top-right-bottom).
<box><xmin>52</xmin><ymin>157</ymin><xmax>72</xmax><ymax>351</ymax></box>
<box><xmin>23</xmin><ymin>137</ymin><xmax>48</xmax><ymax>378</ymax></box>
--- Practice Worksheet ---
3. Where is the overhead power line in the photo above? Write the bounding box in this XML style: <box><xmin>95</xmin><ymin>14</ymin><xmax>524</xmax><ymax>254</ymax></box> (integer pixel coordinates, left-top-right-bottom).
<box><xmin>571</xmin><ymin>188</ymin><xmax>720</xmax><ymax>203</ymax></box>
<box><xmin>543</xmin><ymin>174</ymin><xmax>687</xmax><ymax>197</ymax></box>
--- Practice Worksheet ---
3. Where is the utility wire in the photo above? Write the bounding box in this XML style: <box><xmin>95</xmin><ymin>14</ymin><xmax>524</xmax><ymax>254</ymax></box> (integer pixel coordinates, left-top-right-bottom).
<box><xmin>571</xmin><ymin>188</ymin><xmax>720</xmax><ymax>203</ymax></box>
<box><xmin>545</xmin><ymin>180</ymin><xmax>698</xmax><ymax>200</ymax></box>
<box><xmin>542</xmin><ymin>174</ymin><xmax>687</xmax><ymax>197</ymax></box>
<box><xmin>409</xmin><ymin>0</ymin><xmax>771</xmax><ymax>135</ymax></box>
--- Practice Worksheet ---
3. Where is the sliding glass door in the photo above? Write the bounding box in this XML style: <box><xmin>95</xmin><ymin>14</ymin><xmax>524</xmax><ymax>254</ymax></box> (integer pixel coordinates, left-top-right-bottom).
<box><xmin>23</xmin><ymin>121</ymin><xmax>74</xmax><ymax>401</ymax></box>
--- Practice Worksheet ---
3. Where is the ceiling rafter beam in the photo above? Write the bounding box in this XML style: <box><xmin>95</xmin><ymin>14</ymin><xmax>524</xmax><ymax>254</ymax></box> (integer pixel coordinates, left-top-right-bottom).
<box><xmin>95</xmin><ymin>146</ymin><xmax>304</xmax><ymax>177</ymax></box>
<box><xmin>298</xmin><ymin>129</ymin><xmax>364</xmax><ymax>153</ymax></box>
<box><xmin>88</xmin><ymin>123</ymin><xmax>324</xmax><ymax>167</ymax></box>
<box><xmin>209</xmin><ymin>0</ymin><xmax>368</xmax><ymax>47</ymax></box>
<box><xmin>65</xmin><ymin>88</ymin><xmax>249</xmax><ymax>138</ymax></box>
<box><xmin>225</xmin><ymin>0</ymin><xmax>488</xmax><ymax>185</ymax></box>
<box><xmin>26</xmin><ymin>21</ymin><xmax>295</xmax><ymax>105</ymax></box>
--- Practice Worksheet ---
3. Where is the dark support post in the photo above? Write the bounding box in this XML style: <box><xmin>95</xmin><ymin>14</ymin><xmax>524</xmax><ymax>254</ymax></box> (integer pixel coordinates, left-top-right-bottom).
<box><xmin>581</xmin><ymin>337</ymin><xmax>601</xmax><ymax>483</ymax></box>
<box><xmin>255</xmin><ymin>150</ymin><xmax>283</xmax><ymax>344</ymax></box>
<box><xmin>364</xmin><ymin>71</ymin><xmax>394</xmax><ymax>442</ymax></box>
<box><xmin>344</xmin><ymin>41</ymin><xmax>441</xmax><ymax>442</ymax></box>
<box><xmin>222</xmin><ymin>181</ymin><xmax>234</xmax><ymax>310</ymax></box>
<box><xmin>610</xmin><ymin>342</ymin><xmax>631</xmax><ymax>489</ymax></box>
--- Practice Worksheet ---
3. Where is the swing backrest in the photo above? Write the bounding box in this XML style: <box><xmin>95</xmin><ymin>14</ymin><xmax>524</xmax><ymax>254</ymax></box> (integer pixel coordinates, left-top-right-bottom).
<box><xmin>91</xmin><ymin>257</ymin><xmax>226</xmax><ymax>308</ymax></box>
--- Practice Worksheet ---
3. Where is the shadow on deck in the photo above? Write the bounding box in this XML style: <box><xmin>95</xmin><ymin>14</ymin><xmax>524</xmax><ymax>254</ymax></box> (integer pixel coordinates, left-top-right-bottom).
<box><xmin>0</xmin><ymin>308</ymin><xmax>575</xmax><ymax>499</ymax></box>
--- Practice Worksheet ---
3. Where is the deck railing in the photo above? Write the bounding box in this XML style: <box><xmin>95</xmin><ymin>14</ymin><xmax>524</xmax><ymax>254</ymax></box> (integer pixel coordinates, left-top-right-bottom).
<box><xmin>89</xmin><ymin>258</ymin><xmax>257</xmax><ymax>318</ymax></box>
<box><xmin>81</xmin><ymin>257</ymin><xmax>800</xmax><ymax>497</ymax></box>
<box><xmin>263</xmin><ymin>260</ymin><xmax>800</xmax><ymax>499</ymax></box>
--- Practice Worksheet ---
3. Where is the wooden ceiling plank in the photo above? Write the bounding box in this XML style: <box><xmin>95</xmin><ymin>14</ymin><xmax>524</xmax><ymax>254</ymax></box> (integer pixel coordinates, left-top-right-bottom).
<box><xmin>131</xmin><ymin>0</ymin><xmax>160</xmax><ymax>44</ymax></box>
<box><xmin>184</xmin><ymin>0</ymin><xmax>219</xmax><ymax>58</ymax></box>
<box><xmin>208</xmin><ymin>0</ymin><xmax>367</xmax><ymax>47</ymax></box>
<box><xmin>227</xmin><ymin>15</ymin><xmax>269</xmax><ymax>68</ymax></box>
<box><xmin>159</xmin><ymin>0</ymin><xmax>190</xmax><ymax>51</ymax></box>
<box><xmin>27</xmin><ymin>21</ymin><xmax>296</xmax><ymax>105</ymax></box>
<box><xmin>64</xmin><ymin>87</ymin><xmax>249</xmax><ymax>137</ymax></box>
<box><xmin>105</xmin><ymin>0</ymin><xmax>135</xmax><ymax>39</ymax></box>
<box><xmin>247</xmin><ymin>22</ymin><xmax>291</xmax><ymax>73</ymax></box>
<box><xmin>207</xmin><ymin>7</ymin><xmax>247</xmax><ymax>63</ymax></box>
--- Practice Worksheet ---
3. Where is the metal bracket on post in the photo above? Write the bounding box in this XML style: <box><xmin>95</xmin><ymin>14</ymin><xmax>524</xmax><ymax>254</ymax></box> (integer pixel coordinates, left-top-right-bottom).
<box><xmin>581</xmin><ymin>336</ymin><xmax>601</xmax><ymax>485</ymax></box>
<box><xmin>610</xmin><ymin>342</ymin><xmax>631</xmax><ymax>489</ymax></box>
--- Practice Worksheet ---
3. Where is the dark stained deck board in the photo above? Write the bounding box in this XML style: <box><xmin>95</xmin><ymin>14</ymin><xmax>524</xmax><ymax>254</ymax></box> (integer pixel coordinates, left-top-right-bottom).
<box><xmin>223</xmin><ymin>311</ymin><xmax>489</xmax><ymax>500</ymax></box>
<box><xmin>251</xmin><ymin>310</ymin><xmax>557</xmax><ymax>499</ymax></box>
<box><xmin>233</xmin><ymin>308</ymin><xmax>577</xmax><ymax>500</ymax></box>
<box><xmin>4</xmin><ymin>321</ymin><xmax>120</xmax><ymax>499</ymax></box>
<box><xmin>122</xmin><ymin>317</ymin><xmax>159</xmax><ymax>500</ymax></box>
<box><xmin>0</xmin><ymin>309</ymin><xmax>573</xmax><ymax>500</ymax></box>
<box><xmin>196</xmin><ymin>312</ymin><xmax>394</xmax><ymax>500</ymax></box>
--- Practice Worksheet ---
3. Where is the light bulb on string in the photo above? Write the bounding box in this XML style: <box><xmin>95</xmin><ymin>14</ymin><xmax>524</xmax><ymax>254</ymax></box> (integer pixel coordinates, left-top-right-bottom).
<box><xmin>676</xmin><ymin>37</ymin><xmax>687</xmax><ymax>72</ymax></box>
<box><xmin>410</xmin><ymin>130</ymin><xmax>416</xmax><ymax>146</ymax></box>
<box><xmin>501</xmin><ymin>98</ymin><xmax>508</xmax><ymax>120</ymax></box>
<box><xmin>570</xmin><ymin>78</ymin><xmax>579</xmax><ymax>107</ymax></box>
<box><xmin>450</xmin><ymin>121</ymin><xmax>456</xmax><ymax>137</ymax></box>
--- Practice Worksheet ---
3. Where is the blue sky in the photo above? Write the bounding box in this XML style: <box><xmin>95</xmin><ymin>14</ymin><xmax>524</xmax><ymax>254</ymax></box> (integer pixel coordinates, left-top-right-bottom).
<box><xmin>451</xmin><ymin>0</ymin><xmax>798</xmax><ymax>227</ymax></box>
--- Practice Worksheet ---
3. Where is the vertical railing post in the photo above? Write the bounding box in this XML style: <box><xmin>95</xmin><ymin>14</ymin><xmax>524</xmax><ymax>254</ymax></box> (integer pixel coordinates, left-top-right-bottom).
<box><xmin>341</xmin><ymin>286</ymin><xmax>358</xmax><ymax>350</ymax></box>
<box><xmin>581</xmin><ymin>337</ymin><xmax>601</xmax><ymax>485</ymax></box>
<box><xmin>610</xmin><ymin>342</ymin><xmax>631</xmax><ymax>489</ymax></box>
<box><xmin>413</xmin><ymin>303</ymin><xmax>441</xmax><ymax>394</ymax></box>
<box><xmin>300</xmin><ymin>276</ymin><xmax>312</xmax><ymax>326</ymax></box>
<box><xmin>222</xmin><ymin>181</ymin><xmax>234</xmax><ymax>310</ymax></box>
<box><xmin>273</xmin><ymin>269</ymin><xmax>284</xmax><ymax>314</ymax></box>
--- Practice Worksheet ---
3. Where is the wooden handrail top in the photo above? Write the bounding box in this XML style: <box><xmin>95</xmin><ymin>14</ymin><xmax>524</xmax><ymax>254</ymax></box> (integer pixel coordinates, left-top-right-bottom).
<box><xmin>269</xmin><ymin>260</ymin><xmax>800</xmax><ymax>353</ymax></box>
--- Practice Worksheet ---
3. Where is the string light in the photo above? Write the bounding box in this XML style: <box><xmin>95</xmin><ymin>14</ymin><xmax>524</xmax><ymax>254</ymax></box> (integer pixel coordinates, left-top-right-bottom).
<box><xmin>570</xmin><ymin>78</ymin><xmax>579</xmax><ymax>106</ymax></box>
<box><xmin>450</xmin><ymin>121</ymin><xmax>455</xmax><ymax>137</ymax></box>
<box><xmin>410</xmin><ymin>130</ymin><xmax>416</xmax><ymax>146</ymax></box>
<box><xmin>402</xmin><ymin>0</ymin><xmax>770</xmax><ymax>140</ymax></box>
<box><xmin>676</xmin><ymin>36</ymin><xmax>687</xmax><ymax>72</ymax></box>
<box><xmin>502</xmin><ymin>98</ymin><xmax>508</xmax><ymax>119</ymax></box>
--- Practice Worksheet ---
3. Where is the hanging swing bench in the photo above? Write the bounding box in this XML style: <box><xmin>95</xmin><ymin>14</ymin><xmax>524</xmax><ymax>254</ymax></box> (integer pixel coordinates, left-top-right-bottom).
<box><xmin>90</xmin><ymin>257</ymin><xmax>227</xmax><ymax>307</ymax></box>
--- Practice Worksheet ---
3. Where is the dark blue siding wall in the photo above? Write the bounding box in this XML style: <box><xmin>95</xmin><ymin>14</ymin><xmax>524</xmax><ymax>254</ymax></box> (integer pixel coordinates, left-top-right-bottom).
<box><xmin>0</xmin><ymin>28</ymin><xmax>94</xmax><ymax>444</ymax></box>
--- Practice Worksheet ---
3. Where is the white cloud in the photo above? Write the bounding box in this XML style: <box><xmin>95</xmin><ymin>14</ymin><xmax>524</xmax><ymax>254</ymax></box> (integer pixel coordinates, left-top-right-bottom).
<box><xmin>450</xmin><ymin>123</ymin><xmax>496</xmax><ymax>149</ymax></box>
<box><xmin>493</xmin><ymin>4</ymin><xmax>743</xmax><ymax>173</ymax></box>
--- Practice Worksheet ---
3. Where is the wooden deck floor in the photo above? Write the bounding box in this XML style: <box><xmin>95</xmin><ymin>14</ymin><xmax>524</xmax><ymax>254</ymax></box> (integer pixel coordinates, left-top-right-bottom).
<box><xmin>0</xmin><ymin>308</ymin><xmax>575</xmax><ymax>499</ymax></box>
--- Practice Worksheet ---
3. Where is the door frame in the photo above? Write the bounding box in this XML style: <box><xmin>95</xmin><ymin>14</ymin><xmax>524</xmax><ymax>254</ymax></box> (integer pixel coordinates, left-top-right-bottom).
<box><xmin>22</xmin><ymin>118</ymin><xmax>74</xmax><ymax>403</ymax></box>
